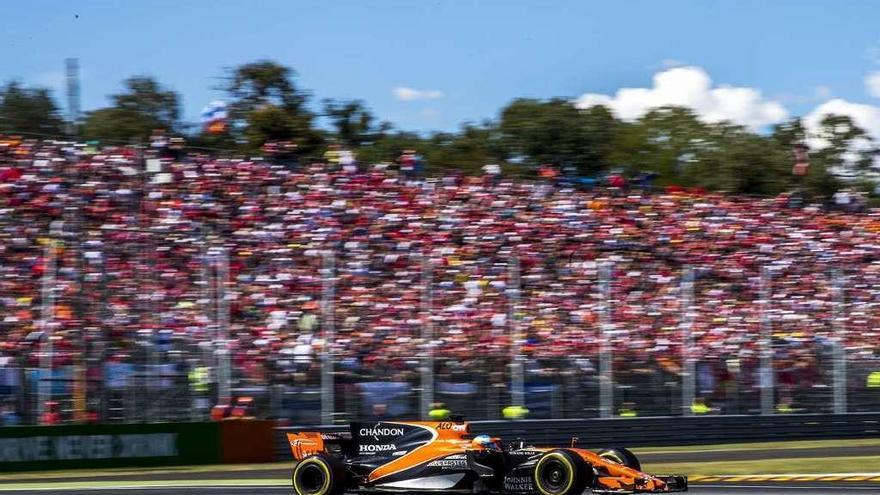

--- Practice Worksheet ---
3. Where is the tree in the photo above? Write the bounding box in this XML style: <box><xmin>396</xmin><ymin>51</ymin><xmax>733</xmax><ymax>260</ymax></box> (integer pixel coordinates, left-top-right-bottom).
<box><xmin>609</xmin><ymin>106</ymin><xmax>710</xmax><ymax>185</ymax></box>
<box><xmin>0</xmin><ymin>82</ymin><xmax>65</xmax><ymax>136</ymax></box>
<box><xmin>423</xmin><ymin>124</ymin><xmax>502</xmax><ymax>174</ymax></box>
<box><xmin>81</xmin><ymin>76</ymin><xmax>181</xmax><ymax>143</ymax></box>
<box><xmin>223</xmin><ymin>60</ymin><xmax>320</xmax><ymax>152</ymax></box>
<box><xmin>499</xmin><ymin>98</ymin><xmax>619</xmax><ymax>175</ymax></box>
<box><xmin>701</xmin><ymin>127</ymin><xmax>790</xmax><ymax>195</ymax></box>
<box><xmin>111</xmin><ymin>76</ymin><xmax>180</xmax><ymax>128</ymax></box>
<box><xmin>810</xmin><ymin>114</ymin><xmax>877</xmax><ymax>176</ymax></box>
<box><xmin>797</xmin><ymin>114</ymin><xmax>878</xmax><ymax>198</ymax></box>
<box><xmin>355</xmin><ymin>129</ymin><xmax>426</xmax><ymax>165</ymax></box>
<box><xmin>771</xmin><ymin>118</ymin><xmax>807</xmax><ymax>150</ymax></box>
<box><xmin>243</xmin><ymin>105</ymin><xmax>300</xmax><ymax>146</ymax></box>
<box><xmin>322</xmin><ymin>99</ymin><xmax>389</xmax><ymax>147</ymax></box>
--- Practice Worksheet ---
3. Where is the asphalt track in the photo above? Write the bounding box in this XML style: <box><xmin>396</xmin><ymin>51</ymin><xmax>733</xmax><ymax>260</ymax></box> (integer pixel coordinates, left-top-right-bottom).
<box><xmin>2</xmin><ymin>486</ymin><xmax>880</xmax><ymax>495</ymax></box>
<box><xmin>2</xmin><ymin>445</ymin><xmax>879</xmax><ymax>494</ymax></box>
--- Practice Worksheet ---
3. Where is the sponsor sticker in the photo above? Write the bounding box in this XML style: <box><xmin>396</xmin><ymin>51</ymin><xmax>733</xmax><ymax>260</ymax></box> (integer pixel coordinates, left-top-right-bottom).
<box><xmin>436</xmin><ymin>422</ymin><xmax>467</xmax><ymax>432</ymax></box>
<box><xmin>504</xmin><ymin>476</ymin><xmax>535</xmax><ymax>492</ymax></box>
<box><xmin>427</xmin><ymin>459</ymin><xmax>468</xmax><ymax>469</ymax></box>
<box><xmin>359</xmin><ymin>444</ymin><xmax>396</xmax><ymax>453</ymax></box>
<box><xmin>359</xmin><ymin>427</ymin><xmax>405</xmax><ymax>437</ymax></box>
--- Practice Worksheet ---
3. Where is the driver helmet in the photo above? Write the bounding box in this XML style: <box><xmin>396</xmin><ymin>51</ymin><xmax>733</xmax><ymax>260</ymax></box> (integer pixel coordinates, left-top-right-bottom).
<box><xmin>471</xmin><ymin>435</ymin><xmax>502</xmax><ymax>450</ymax></box>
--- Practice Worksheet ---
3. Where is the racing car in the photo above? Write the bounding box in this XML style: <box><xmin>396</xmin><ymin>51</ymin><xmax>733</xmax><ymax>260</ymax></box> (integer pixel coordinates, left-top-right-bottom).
<box><xmin>287</xmin><ymin>420</ymin><xmax>687</xmax><ymax>495</ymax></box>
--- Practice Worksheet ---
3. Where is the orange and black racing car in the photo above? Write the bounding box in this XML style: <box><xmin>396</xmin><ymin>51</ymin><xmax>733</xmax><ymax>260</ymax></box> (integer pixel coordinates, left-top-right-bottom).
<box><xmin>287</xmin><ymin>420</ymin><xmax>687</xmax><ymax>495</ymax></box>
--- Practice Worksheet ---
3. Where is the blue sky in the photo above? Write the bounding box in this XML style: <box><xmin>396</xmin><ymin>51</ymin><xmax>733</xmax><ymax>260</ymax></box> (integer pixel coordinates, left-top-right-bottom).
<box><xmin>3</xmin><ymin>0</ymin><xmax>880</xmax><ymax>134</ymax></box>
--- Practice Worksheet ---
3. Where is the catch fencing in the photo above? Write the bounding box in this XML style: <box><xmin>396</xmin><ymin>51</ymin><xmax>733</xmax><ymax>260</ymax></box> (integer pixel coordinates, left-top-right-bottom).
<box><xmin>2</xmin><ymin>236</ymin><xmax>880</xmax><ymax>425</ymax></box>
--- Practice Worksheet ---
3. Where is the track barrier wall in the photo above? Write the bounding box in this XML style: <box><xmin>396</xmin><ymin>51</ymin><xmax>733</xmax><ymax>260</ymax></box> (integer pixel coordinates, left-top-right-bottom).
<box><xmin>0</xmin><ymin>420</ymin><xmax>275</xmax><ymax>471</ymax></box>
<box><xmin>275</xmin><ymin>413</ymin><xmax>880</xmax><ymax>460</ymax></box>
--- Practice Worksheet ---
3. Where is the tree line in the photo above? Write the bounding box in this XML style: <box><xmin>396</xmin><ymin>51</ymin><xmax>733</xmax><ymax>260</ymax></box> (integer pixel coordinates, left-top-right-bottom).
<box><xmin>1</xmin><ymin>60</ymin><xmax>877</xmax><ymax>199</ymax></box>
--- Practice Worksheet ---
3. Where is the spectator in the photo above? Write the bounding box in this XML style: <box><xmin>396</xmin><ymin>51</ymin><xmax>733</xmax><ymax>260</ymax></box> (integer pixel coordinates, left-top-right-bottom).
<box><xmin>0</xmin><ymin>137</ymin><xmax>878</xmax><ymax>421</ymax></box>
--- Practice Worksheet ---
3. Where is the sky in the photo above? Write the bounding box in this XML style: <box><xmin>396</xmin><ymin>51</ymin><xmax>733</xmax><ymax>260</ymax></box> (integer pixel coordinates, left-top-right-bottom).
<box><xmin>3</xmin><ymin>0</ymin><xmax>880</xmax><ymax>139</ymax></box>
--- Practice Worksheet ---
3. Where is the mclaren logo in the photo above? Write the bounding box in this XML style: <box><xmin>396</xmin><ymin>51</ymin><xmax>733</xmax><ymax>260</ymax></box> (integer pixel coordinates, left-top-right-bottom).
<box><xmin>359</xmin><ymin>427</ymin><xmax>404</xmax><ymax>437</ymax></box>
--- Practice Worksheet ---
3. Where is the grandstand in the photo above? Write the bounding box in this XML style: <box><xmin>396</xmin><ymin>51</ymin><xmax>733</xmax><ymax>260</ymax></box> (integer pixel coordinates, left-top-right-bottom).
<box><xmin>0</xmin><ymin>136</ymin><xmax>879</xmax><ymax>425</ymax></box>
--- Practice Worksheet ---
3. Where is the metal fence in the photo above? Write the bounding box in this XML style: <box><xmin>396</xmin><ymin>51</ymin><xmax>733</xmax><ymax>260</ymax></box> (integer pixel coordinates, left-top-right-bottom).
<box><xmin>2</xmin><ymin>240</ymin><xmax>880</xmax><ymax>425</ymax></box>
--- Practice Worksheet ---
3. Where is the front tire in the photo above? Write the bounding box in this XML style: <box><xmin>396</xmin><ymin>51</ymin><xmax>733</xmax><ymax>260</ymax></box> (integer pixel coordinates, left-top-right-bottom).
<box><xmin>533</xmin><ymin>449</ymin><xmax>592</xmax><ymax>495</ymax></box>
<box><xmin>597</xmin><ymin>447</ymin><xmax>641</xmax><ymax>471</ymax></box>
<box><xmin>292</xmin><ymin>454</ymin><xmax>345</xmax><ymax>495</ymax></box>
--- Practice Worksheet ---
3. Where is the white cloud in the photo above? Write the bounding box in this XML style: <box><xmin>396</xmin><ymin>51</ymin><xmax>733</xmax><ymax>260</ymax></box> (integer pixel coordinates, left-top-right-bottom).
<box><xmin>866</xmin><ymin>72</ymin><xmax>880</xmax><ymax>98</ymax></box>
<box><xmin>392</xmin><ymin>86</ymin><xmax>444</xmax><ymax>102</ymax></box>
<box><xmin>574</xmin><ymin>66</ymin><xmax>788</xmax><ymax>131</ymax></box>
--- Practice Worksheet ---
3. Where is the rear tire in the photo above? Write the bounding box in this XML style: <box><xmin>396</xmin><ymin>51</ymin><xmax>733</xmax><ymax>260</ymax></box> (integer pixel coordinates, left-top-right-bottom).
<box><xmin>597</xmin><ymin>447</ymin><xmax>641</xmax><ymax>471</ymax></box>
<box><xmin>533</xmin><ymin>449</ymin><xmax>592</xmax><ymax>495</ymax></box>
<box><xmin>292</xmin><ymin>454</ymin><xmax>346</xmax><ymax>495</ymax></box>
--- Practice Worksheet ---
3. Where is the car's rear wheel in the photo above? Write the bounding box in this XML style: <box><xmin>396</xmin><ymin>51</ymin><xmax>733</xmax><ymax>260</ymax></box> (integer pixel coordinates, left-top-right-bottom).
<box><xmin>533</xmin><ymin>449</ymin><xmax>592</xmax><ymax>495</ymax></box>
<box><xmin>597</xmin><ymin>447</ymin><xmax>641</xmax><ymax>471</ymax></box>
<box><xmin>292</xmin><ymin>454</ymin><xmax>345</xmax><ymax>495</ymax></box>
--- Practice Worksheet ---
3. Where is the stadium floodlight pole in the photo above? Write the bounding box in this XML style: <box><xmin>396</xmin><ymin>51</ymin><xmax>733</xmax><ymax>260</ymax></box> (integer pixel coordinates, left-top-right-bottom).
<box><xmin>508</xmin><ymin>254</ymin><xmax>525</xmax><ymax>409</ymax></box>
<box><xmin>831</xmin><ymin>268</ymin><xmax>847</xmax><ymax>414</ymax></box>
<box><xmin>599</xmin><ymin>260</ymin><xmax>613</xmax><ymax>419</ymax></box>
<box><xmin>759</xmin><ymin>265</ymin><xmax>774</xmax><ymax>416</ymax></box>
<box><xmin>38</xmin><ymin>241</ymin><xmax>56</xmax><ymax>421</ymax></box>
<box><xmin>320</xmin><ymin>249</ymin><xmax>336</xmax><ymax>425</ymax></box>
<box><xmin>420</xmin><ymin>254</ymin><xmax>434</xmax><ymax>420</ymax></box>
<box><xmin>216</xmin><ymin>248</ymin><xmax>231</xmax><ymax>406</ymax></box>
<box><xmin>680</xmin><ymin>266</ymin><xmax>696</xmax><ymax>416</ymax></box>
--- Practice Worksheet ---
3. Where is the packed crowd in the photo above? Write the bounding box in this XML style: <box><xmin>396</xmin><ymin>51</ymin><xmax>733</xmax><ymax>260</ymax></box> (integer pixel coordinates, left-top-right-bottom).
<box><xmin>1</xmin><ymin>136</ymin><xmax>879</xmax><ymax>417</ymax></box>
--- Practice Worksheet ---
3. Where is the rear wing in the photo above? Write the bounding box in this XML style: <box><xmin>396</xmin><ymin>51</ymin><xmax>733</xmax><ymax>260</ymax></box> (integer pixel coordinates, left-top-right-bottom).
<box><xmin>287</xmin><ymin>431</ymin><xmax>353</xmax><ymax>461</ymax></box>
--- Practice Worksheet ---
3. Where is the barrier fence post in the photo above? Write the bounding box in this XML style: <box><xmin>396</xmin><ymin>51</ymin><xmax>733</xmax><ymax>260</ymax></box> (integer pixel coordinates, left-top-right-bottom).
<box><xmin>760</xmin><ymin>265</ymin><xmax>774</xmax><ymax>415</ymax></box>
<box><xmin>321</xmin><ymin>250</ymin><xmax>336</xmax><ymax>424</ymax></box>
<box><xmin>420</xmin><ymin>255</ymin><xmax>434</xmax><ymax>420</ymax></box>
<box><xmin>599</xmin><ymin>260</ymin><xmax>613</xmax><ymax>419</ymax></box>
<box><xmin>832</xmin><ymin>268</ymin><xmax>847</xmax><ymax>414</ymax></box>
<box><xmin>680</xmin><ymin>267</ymin><xmax>695</xmax><ymax>416</ymax></box>
<box><xmin>509</xmin><ymin>255</ymin><xmax>524</xmax><ymax>409</ymax></box>
<box><xmin>216</xmin><ymin>248</ymin><xmax>231</xmax><ymax>406</ymax></box>
<box><xmin>37</xmin><ymin>241</ymin><xmax>56</xmax><ymax>422</ymax></box>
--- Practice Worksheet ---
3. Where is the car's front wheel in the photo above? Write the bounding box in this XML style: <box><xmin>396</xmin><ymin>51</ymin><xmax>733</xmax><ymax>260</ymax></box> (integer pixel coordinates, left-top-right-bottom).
<box><xmin>533</xmin><ymin>449</ymin><xmax>593</xmax><ymax>495</ymax></box>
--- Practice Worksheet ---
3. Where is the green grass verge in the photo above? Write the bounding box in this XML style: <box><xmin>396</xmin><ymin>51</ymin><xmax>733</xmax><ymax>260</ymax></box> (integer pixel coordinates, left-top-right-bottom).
<box><xmin>644</xmin><ymin>455</ymin><xmax>880</xmax><ymax>476</ymax></box>
<box><xmin>0</xmin><ymin>462</ymin><xmax>291</xmax><ymax>481</ymax></box>
<box><xmin>633</xmin><ymin>438</ymin><xmax>880</xmax><ymax>454</ymax></box>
